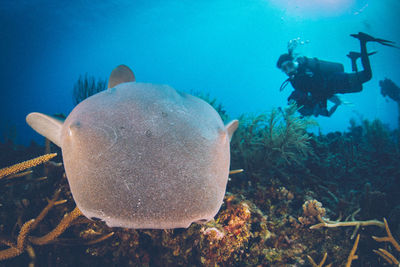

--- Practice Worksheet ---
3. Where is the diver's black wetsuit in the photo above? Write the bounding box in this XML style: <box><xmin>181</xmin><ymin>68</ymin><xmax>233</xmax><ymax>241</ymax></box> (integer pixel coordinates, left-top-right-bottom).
<box><xmin>288</xmin><ymin>89</ymin><xmax>334</xmax><ymax>117</ymax></box>
<box><xmin>288</xmin><ymin>39</ymin><xmax>372</xmax><ymax>116</ymax></box>
<box><xmin>289</xmin><ymin>57</ymin><xmax>327</xmax><ymax>109</ymax></box>
<box><xmin>288</xmin><ymin>90</ymin><xmax>315</xmax><ymax>116</ymax></box>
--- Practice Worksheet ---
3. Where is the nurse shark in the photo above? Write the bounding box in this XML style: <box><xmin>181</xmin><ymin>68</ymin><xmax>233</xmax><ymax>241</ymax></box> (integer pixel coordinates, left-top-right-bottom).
<box><xmin>26</xmin><ymin>65</ymin><xmax>238</xmax><ymax>229</ymax></box>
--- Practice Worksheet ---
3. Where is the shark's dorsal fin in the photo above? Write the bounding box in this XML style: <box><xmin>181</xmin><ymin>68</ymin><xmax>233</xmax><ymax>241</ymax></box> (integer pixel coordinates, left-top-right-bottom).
<box><xmin>225</xmin><ymin>120</ymin><xmax>239</xmax><ymax>141</ymax></box>
<box><xmin>26</xmin><ymin>112</ymin><xmax>64</xmax><ymax>147</ymax></box>
<box><xmin>107</xmin><ymin>65</ymin><xmax>136</xmax><ymax>89</ymax></box>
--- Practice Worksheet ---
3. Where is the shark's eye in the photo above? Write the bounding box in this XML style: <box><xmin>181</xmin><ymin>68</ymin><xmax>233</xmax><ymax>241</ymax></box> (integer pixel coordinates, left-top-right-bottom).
<box><xmin>68</xmin><ymin>121</ymin><xmax>81</xmax><ymax>136</ymax></box>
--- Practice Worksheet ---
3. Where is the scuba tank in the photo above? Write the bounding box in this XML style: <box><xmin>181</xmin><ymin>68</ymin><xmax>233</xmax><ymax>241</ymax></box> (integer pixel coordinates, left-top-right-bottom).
<box><xmin>288</xmin><ymin>38</ymin><xmax>344</xmax><ymax>75</ymax></box>
<box><xmin>302</xmin><ymin>57</ymin><xmax>344</xmax><ymax>76</ymax></box>
<box><xmin>279</xmin><ymin>57</ymin><xmax>344</xmax><ymax>92</ymax></box>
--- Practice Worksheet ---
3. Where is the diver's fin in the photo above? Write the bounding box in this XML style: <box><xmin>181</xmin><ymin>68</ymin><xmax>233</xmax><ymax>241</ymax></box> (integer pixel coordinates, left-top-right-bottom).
<box><xmin>347</xmin><ymin>51</ymin><xmax>361</xmax><ymax>61</ymax></box>
<box><xmin>107</xmin><ymin>65</ymin><xmax>136</xmax><ymax>89</ymax></box>
<box><xmin>225</xmin><ymin>120</ymin><xmax>239</xmax><ymax>141</ymax></box>
<box><xmin>374</xmin><ymin>38</ymin><xmax>398</xmax><ymax>48</ymax></box>
<box><xmin>350</xmin><ymin>32</ymin><xmax>377</xmax><ymax>42</ymax></box>
<box><xmin>26</xmin><ymin>112</ymin><xmax>64</xmax><ymax>147</ymax></box>
<box><xmin>347</xmin><ymin>51</ymin><xmax>377</xmax><ymax>60</ymax></box>
<box><xmin>350</xmin><ymin>32</ymin><xmax>399</xmax><ymax>48</ymax></box>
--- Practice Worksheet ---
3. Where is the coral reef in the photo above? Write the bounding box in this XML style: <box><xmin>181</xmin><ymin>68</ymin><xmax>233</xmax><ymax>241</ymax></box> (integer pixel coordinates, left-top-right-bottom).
<box><xmin>306</xmin><ymin>234</ymin><xmax>361</xmax><ymax>267</ymax></box>
<box><xmin>0</xmin><ymin>157</ymin><xmax>91</xmax><ymax>261</ymax></box>
<box><xmin>1</xmin><ymin>99</ymin><xmax>399</xmax><ymax>266</ymax></box>
<box><xmin>298</xmin><ymin>199</ymin><xmax>326</xmax><ymax>226</ymax></box>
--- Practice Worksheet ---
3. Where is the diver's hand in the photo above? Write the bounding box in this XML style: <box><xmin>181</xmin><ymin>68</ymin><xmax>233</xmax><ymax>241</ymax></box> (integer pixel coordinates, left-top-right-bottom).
<box><xmin>327</xmin><ymin>103</ymin><xmax>340</xmax><ymax>117</ymax></box>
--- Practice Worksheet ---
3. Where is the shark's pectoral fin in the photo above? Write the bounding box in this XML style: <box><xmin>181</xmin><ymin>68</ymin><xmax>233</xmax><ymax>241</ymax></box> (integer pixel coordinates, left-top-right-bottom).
<box><xmin>225</xmin><ymin>120</ymin><xmax>239</xmax><ymax>141</ymax></box>
<box><xmin>26</xmin><ymin>112</ymin><xmax>64</xmax><ymax>147</ymax></box>
<box><xmin>107</xmin><ymin>65</ymin><xmax>136</xmax><ymax>89</ymax></box>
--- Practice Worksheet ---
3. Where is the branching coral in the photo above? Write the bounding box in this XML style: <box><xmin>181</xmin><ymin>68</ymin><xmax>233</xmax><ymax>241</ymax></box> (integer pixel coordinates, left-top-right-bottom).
<box><xmin>0</xmin><ymin>219</ymin><xmax>35</xmax><ymax>260</ymax></box>
<box><xmin>0</xmin><ymin>189</ymin><xmax>71</xmax><ymax>259</ymax></box>
<box><xmin>0</xmin><ymin>189</ymin><xmax>112</xmax><ymax>261</ymax></box>
<box><xmin>0</xmin><ymin>157</ymin><xmax>112</xmax><ymax>262</ymax></box>
<box><xmin>306</xmin><ymin>234</ymin><xmax>360</xmax><ymax>267</ymax></box>
<box><xmin>372</xmin><ymin>218</ymin><xmax>400</xmax><ymax>265</ymax></box>
<box><xmin>310</xmin><ymin>208</ymin><xmax>384</xmax><ymax>229</ymax></box>
<box><xmin>301</xmin><ymin>199</ymin><xmax>385</xmax><ymax>242</ymax></box>
<box><xmin>307</xmin><ymin>252</ymin><xmax>332</xmax><ymax>267</ymax></box>
<box><xmin>0</xmin><ymin>153</ymin><xmax>57</xmax><ymax>179</ymax></box>
<box><xmin>309</xmin><ymin>207</ymin><xmax>384</xmax><ymax>240</ymax></box>
<box><xmin>346</xmin><ymin>234</ymin><xmax>360</xmax><ymax>267</ymax></box>
<box><xmin>29</xmin><ymin>207</ymin><xmax>83</xmax><ymax>245</ymax></box>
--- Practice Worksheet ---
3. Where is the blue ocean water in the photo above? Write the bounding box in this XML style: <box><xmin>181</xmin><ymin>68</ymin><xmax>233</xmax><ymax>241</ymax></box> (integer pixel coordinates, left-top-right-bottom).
<box><xmin>1</xmin><ymin>0</ymin><xmax>399</xmax><ymax>145</ymax></box>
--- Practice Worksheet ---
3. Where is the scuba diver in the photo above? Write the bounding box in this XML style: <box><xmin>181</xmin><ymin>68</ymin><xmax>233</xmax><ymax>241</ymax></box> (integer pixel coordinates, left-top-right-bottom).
<box><xmin>277</xmin><ymin>32</ymin><xmax>398</xmax><ymax>117</ymax></box>
<box><xmin>380</xmin><ymin>78</ymin><xmax>400</xmax><ymax>103</ymax></box>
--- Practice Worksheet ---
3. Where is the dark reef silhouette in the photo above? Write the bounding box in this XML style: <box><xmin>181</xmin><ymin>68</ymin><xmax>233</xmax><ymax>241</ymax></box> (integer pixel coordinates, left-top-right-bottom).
<box><xmin>73</xmin><ymin>74</ymin><xmax>107</xmax><ymax>106</ymax></box>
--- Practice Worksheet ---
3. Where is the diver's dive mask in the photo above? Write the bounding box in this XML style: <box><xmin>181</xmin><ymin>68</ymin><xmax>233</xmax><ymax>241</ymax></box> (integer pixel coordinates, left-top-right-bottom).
<box><xmin>280</xmin><ymin>60</ymin><xmax>299</xmax><ymax>76</ymax></box>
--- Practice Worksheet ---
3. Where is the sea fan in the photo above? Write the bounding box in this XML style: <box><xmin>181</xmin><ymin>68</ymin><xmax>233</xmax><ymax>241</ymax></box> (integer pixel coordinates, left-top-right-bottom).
<box><xmin>230</xmin><ymin>103</ymin><xmax>316</xmax><ymax>181</ymax></box>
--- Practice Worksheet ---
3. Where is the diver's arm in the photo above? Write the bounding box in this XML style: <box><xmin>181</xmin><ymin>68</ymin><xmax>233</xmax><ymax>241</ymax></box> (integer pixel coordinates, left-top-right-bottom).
<box><xmin>327</xmin><ymin>103</ymin><xmax>340</xmax><ymax>117</ymax></box>
<box><xmin>313</xmin><ymin>102</ymin><xmax>339</xmax><ymax>117</ymax></box>
<box><xmin>328</xmin><ymin>95</ymin><xmax>342</xmax><ymax>105</ymax></box>
<box><xmin>324</xmin><ymin>95</ymin><xmax>342</xmax><ymax>117</ymax></box>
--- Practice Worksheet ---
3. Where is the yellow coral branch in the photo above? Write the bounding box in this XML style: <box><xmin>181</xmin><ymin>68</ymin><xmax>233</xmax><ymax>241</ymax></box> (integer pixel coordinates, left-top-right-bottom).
<box><xmin>84</xmin><ymin>232</ymin><xmax>115</xmax><ymax>245</ymax></box>
<box><xmin>310</xmin><ymin>214</ymin><xmax>384</xmax><ymax>230</ymax></box>
<box><xmin>373</xmin><ymin>249</ymin><xmax>394</xmax><ymax>264</ymax></box>
<box><xmin>30</xmin><ymin>189</ymin><xmax>66</xmax><ymax>231</ymax></box>
<box><xmin>0</xmin><ymin>245</ymin><xmax>20</xmax><ymax>260</ymax></box>
<box><xmin>311</xmin><ymin>219</ymin><xmax>384</xmax><ymax>229</ymax></box>
<box><xmin>0</xmin><ymin>153</ymin><xmax>57</xmax><ymax>179</ymax></box>
<box><xmin>306</xmin><ymin>235</ymin><xmax>360</xmax><ymax>267</ymax></box>
<box><xmin>26</xmin><ymin>245</ymin><xmax>36</xmax><ymax>266</ymax></box>
<box><xmin>30</xmin><ymin>207</ymin><xmax>83</xmax><ymax>245</ymax></box>
<box><xmin>372</xmin><ymin>218</ymin><xmax>400</xmax><ymax>251</ymax></box>
<box><xmin>345</xmin><ymin>234</ymin><xmax>360</xmax><ymax>267</ymax></box>
<box><xmin>307</xmin><ymin>252</ymin><xmax>329</xmax><ymax>267</ymax></box>
<box><xmin>0</xmin><ymin>219</ymin><xmax>35</xmax><ymax>260</ymax></box>
<box><xmin>372</xmin><ymin>218</ymin><xmax>400</xmax><ymax>265</ymax></box>
<box><xmin>229</xmin><ymin>169</ymin><xmax>244</xmax><ymax>175</ymax></box>
<box><xmin>373</xmin><ymin>248</ymin><xmax>399</xmax><ymax>265</ymax></box>
<box><xmin>5</xmin><ymin>170</ymin><xmax>33</xmax><ymax>180</ymax></box>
